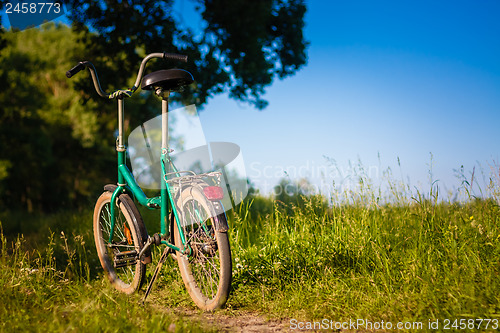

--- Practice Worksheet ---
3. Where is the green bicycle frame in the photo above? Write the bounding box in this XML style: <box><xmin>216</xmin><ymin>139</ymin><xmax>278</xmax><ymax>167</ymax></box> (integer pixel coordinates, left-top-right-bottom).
<box><xmin>107</xmin><ymin>97</ymin><xmax>188</xmax><ymax>253</ymax></box>
<box><xmin>108</xmin><ymin>151</ymin><xmax>187</xmax><ymax>252</ymax></box>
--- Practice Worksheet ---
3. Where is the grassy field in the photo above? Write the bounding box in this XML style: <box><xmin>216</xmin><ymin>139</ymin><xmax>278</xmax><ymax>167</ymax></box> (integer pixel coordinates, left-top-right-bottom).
<box><xmin>1</xmin><ymin>173</ymin><xmax>499</xmax><ymax>331</ymax></box>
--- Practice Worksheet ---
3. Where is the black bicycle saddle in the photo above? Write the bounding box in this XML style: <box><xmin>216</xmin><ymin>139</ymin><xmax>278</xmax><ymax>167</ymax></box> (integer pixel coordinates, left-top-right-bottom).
<box><xmin>141</xmin><ymin>69</ymin><xmax>194</xmax><ymax>91</ymax></box>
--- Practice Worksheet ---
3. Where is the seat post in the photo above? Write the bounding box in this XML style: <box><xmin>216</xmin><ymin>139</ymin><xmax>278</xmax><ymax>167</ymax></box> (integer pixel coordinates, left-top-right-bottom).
<box><xmin>162</xmin><ymin>97</ymin><xmax>168</xmax><ymax>150</ymax></box>
<box><xmin>159</xmin><ymin>89</ymin><xmax>171</xmax><ymax>151</ymax></box>
<box><xmin>159</xmin><ymin>90</ymin><xmax>171</xmax><ymax>238</ymax></box>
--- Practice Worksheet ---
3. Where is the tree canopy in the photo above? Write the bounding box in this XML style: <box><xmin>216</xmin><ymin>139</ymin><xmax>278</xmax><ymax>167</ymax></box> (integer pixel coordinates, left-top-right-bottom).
<box><xmin>0</xmin><ymin>1</ymin><xmax>308</xmax><ymax>212</ymax></box>
<box><xmin>0</xmin><ymin>24</ymin><xmax>115</xmax><ymax>212</ymax></box>
<box><xmin>66</xmin><ymin>0</ymin><xmax>308</xmax><ymax>109</ymax></box>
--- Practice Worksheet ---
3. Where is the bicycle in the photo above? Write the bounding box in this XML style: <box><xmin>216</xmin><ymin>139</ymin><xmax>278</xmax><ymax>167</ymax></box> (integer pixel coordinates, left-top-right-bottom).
<box><xmin>66</xmin><ymin>52</ymin><xmax>232</xmax><ymax>311</ymax></box>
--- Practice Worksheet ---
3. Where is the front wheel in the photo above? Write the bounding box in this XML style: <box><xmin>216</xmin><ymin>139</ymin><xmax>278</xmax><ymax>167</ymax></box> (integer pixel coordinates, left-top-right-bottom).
<box><xmin>93</xmin><ymin>190</ymin><xmax>146</xmax><ymax>294</ymax></box>
<box><xmin>174</xmin><ymin>186</ymin><xmax>232</xmax><ymax>310</ymax></box>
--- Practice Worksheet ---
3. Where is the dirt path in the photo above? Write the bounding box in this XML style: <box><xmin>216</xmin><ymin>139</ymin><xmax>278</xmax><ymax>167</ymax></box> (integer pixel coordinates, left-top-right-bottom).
<box><xmin>167</xmin><ymin>307</ymin><xmax>292</xmax><ymax>332</ymax></box>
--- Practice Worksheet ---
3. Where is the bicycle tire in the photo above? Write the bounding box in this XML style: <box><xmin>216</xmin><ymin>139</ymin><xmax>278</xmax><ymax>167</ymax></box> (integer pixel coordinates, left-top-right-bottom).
<box><xmin>173</xmin><ymin>186</ymin><xmax>232</xmax><ymax>310</ymax></box>
<box><xmin>93</xmin><ymin>190</ymin><xmax>147</xmax><ymax>294</ymax></box>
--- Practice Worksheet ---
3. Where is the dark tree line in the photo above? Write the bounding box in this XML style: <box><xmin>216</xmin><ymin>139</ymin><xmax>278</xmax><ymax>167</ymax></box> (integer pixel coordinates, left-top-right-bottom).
<box><xmin>0</xmin><ymin>0</ymin><xmax>308</xmax><ymax>212</ymax></box>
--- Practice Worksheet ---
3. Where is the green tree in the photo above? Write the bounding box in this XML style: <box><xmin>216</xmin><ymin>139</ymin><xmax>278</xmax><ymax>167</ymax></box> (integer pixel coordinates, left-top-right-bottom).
<box><xmin>0</xmin><ymin>24</ymin><xmax>115</xmax><ymax>212</ymax></box>
<box><xmin>0</xmin><ymin>1</ymin><xmax>309</xmax><ymax>213</ymax></box>
<box><xmin>65</xmin><ymin>0</ymin><xmax>308</xmax><ymax>109</ymax></box>
<box><xmin>273</xmin><ymin>177</ymin><xmax>328</xmax><ymax>215</ymax></box>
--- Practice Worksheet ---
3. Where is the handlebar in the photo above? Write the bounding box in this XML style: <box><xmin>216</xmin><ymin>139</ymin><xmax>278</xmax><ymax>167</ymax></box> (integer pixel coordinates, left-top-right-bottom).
<box><xmin>66</xmin><ymin>52</ymin><xmax>188</xmax><ymax>99</ymax></box>
<box><xmin>66</xmin><ymin>62</ymin><xmax>85</xmax><ymax>78</ymax></box>
<box><xmin>162</xmin><ymin>53</ymin><xmax>188</xmax><ymax>63</ymax></box>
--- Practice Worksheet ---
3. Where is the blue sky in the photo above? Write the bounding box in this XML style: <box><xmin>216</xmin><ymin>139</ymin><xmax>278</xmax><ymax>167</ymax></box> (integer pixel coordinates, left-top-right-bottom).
<box><xmin>197</xmin><ymin>1</ymin><xmax>500</xmax><ymax>198</ymax></box>
<box><xmin>3</xmin><ymin>1</ymin><xmax>499</xmax><ymax>199</ymax></box>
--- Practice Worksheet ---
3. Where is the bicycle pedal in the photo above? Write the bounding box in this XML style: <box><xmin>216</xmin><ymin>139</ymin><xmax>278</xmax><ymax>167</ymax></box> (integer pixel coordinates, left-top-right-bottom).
<box><xmin>114</xmin><ymin>250</ymin><xmax>138</xmax><ymax>268</ymax></box>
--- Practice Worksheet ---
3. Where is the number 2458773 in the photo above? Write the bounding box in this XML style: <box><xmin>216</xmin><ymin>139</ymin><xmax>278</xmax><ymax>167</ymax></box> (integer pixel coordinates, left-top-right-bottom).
<box><xmin>5</xmin><ymin>2</ymin><xmax>61</xmax><ymax>14</ymax></box>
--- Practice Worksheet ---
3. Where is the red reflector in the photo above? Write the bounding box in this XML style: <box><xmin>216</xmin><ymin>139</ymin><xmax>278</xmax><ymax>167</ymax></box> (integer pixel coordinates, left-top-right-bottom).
<box><xmin>203</xmin><ymin>186</ymin><xmax>224</xmax><ymax>201</ymax></box>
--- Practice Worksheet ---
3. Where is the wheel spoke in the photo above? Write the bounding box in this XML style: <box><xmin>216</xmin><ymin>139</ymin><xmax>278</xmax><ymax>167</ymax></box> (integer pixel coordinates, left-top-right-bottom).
<box><xmin>97</xmin><ymin>200</ymin><xmax>138</xmax><ymax>286</ymax></box>
<box><xmin>174</xmin><ymin>188</ymin><xmax>231</xmax><ymax>310</ymax></box>
<box><xmin>181</xmin><ymin>197</ymin><xmax>222</xmax><ymax>300</ymax></box>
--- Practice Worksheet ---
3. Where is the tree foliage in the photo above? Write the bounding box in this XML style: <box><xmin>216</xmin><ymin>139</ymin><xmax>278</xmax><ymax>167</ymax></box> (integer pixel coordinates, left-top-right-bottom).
<box><xmin>66</xmin><ymin>0</ymin><xmax>308</xmax><ymax>108</ymax></box>
<box><xmin>0</xmin><ymin>24</ymin><xmax>116</xmax><ymax>212</ymax></box>
<box><xmin>0</xmin><ymin>1</ymin><xmax>308</xmax><ymax>212</ymax></box>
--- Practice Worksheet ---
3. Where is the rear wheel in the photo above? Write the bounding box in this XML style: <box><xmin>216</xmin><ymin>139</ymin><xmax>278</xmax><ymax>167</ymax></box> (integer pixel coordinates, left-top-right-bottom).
<box><xmin>93</xmin><ymin>191</ymin><xmax>146</xmax><ymax>294</ymax></box>
<box><xmin>174</xmin><ymin>186</ymin><xmax>232</xmax><ymax>310</ymax></box>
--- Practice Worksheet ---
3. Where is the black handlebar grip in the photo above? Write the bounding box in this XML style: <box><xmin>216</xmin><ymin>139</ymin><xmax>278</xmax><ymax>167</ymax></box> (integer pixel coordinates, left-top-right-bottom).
<box><xmin>66</xmin><ymin>62</ymin><xmax>86</xmax><ymax>78</ymax></box>
<box><xmin>163</xmin><ymin>52</ymin><xmax>188</xmax><ymax>63</ymax></box>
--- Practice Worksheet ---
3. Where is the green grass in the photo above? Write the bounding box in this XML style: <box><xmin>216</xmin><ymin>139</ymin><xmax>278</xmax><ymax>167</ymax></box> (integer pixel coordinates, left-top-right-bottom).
<box><xmin>229</xmin><ymin>195</ymin><xmax>500</xmax><ymax>322</ymax></box>
<box><xmin>0</xmin><ymin>221</ymin><xmax>215</xmax><ymax>332</ymax></box>
<box><xmin>1</xmin><ymin>171</ymin><xmax>499</xmax><ymax>331</ymax></box>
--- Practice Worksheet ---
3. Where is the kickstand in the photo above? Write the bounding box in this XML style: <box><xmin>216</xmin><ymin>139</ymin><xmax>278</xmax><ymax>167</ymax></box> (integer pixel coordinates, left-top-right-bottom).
<box><xmin>142</xmin><ymin>246</ymin><xmax>171</xmax><ymax>304</ymax></box>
